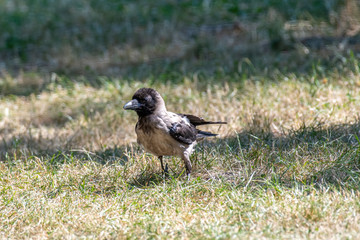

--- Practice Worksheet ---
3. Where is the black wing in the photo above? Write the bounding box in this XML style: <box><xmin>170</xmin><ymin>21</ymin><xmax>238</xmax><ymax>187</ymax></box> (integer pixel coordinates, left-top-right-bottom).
<box><xmin>169</xmin><ymin>121</ymin><xmax>197</xmax><ymax>145</ymax></box>
<box><xmin>178</xmin><ymin>114</ymin><xmax>227</xmax><ymax>126</ymax></box>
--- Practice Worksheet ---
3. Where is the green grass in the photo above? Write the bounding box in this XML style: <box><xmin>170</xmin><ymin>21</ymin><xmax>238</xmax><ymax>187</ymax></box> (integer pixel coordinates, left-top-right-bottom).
<box><xmin>1</xmin><ymin>0</ymin><xmax>360</xmax><ymax>239</ymax></box>
<box><xmin>1</xmin><ymin>78</ymin><xmax>360</xmax><ymax>238</ymax></box>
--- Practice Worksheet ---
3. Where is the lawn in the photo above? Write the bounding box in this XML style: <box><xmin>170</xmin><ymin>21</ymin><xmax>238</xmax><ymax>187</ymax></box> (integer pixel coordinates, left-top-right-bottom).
<box><xmin>1</xmin><ymin>0</ymin><xmax>360</xmax><ymax>239</ymax></box>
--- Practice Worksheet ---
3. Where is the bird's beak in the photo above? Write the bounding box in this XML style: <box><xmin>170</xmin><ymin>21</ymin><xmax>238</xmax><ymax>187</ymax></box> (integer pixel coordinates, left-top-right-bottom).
<box><xmin>123</xmin><ymin>99</ymin><xmax>141</xmax><ymax>110</ymax></box>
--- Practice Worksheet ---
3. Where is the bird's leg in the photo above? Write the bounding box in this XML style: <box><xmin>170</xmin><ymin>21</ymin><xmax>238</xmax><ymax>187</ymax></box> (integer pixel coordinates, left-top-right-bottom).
<box><xmin>164</xmin><ymin>163</ymin><xmax>168</xmax><ymax>174</ymax></box>
<box><xmin>159</xmin><ymin>156</ymin><xmax>169</xmax><ymax>175</ymax></box>
<box><xmin>182</xmin><ymin>155</ymin><xmax>192</xmax><ymax>179</ymax></box>
<box><xmin>159</xmin><ymin>156</ymin><xmax>165</xmax><ymax>171</ymax></box>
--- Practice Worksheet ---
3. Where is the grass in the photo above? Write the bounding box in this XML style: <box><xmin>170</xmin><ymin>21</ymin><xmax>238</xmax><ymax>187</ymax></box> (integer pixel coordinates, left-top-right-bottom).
<box><xmin>1</xmin><ymin>0</ymin><xmax>360</xmax><ymax>239</ymax></box>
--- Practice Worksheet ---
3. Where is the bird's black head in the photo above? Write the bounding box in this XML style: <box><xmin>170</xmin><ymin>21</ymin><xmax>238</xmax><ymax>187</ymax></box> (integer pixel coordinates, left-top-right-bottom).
<box><xmin>123</xmin><ymin>88</ymin><xmax>162</xmax><ymax>117</ymax></box>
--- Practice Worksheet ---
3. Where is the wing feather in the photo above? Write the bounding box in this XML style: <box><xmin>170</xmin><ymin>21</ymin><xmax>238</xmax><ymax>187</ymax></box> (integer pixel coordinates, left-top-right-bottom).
<box><xmin>168</xmin><ymin>121</ymin><xmax>197</xmax><ymax>145</ymax></box>
<box><xmin>168</xmin><ymin>113</ymin><xmax>225</xmax><ymax>145</ymax></box>
<box><xmin>179</xmin><ymin>114</ymin><xmax>227</xmax><ymax>126</ymax></box>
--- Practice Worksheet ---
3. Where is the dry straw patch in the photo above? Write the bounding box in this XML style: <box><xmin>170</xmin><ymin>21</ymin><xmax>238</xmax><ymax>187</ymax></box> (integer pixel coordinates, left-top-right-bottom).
<box><xmin>2</xmin><ymin>77</ymin><xmax>360</xmax><ymax>154</ymax></box>
<box><xmin>1</xmin><ymin>75</ymin><xmax>360</xmax><ymax>238</ymax></box>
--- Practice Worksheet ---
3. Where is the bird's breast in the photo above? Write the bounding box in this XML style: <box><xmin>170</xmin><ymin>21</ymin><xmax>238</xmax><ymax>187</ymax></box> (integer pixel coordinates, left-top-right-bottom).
<box><xmin>135</xmin><ymin>117</ymin><xmax>187</xmax><ymax>157</ymax></box>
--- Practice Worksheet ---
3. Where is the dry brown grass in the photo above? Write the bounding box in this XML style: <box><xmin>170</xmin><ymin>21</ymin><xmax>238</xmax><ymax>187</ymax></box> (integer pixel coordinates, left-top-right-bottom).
<box><xmin>1</xmin><ymin>76</ymin><xmax>359</xmax><ymax>153</ymax></box>
<box><xmin>1</xmin><ymin>74</ymin><xmax>360</xmax><ymax>238</ymax></box>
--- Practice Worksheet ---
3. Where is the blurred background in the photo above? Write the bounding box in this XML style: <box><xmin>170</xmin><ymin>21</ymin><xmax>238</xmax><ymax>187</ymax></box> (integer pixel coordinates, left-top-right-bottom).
<box><xmin>1</xmin><ymin>0</ymin><xmax>359</xmax><ymax>95</ymax></box>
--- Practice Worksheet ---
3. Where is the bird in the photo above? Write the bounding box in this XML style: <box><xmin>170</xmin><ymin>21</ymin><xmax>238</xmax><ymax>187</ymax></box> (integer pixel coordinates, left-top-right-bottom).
<box><xmin>123</xmin><ymin>88</ymin><xmax>226</xmax><ymax>178</ymax></box>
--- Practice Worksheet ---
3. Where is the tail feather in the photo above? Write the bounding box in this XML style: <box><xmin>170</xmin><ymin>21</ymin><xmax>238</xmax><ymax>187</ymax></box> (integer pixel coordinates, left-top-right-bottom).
<box><xmin>196</xmin><ymin>130</ymin><xmax>218</xmax><ymax>140</ymax></box>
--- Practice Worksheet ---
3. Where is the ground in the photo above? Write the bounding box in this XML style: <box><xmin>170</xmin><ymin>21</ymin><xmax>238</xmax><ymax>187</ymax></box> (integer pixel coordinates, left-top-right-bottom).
<box><xmin>1</xmin><ymin>0</ymin><xmax>360</xmax><ymax>239</ymax></box>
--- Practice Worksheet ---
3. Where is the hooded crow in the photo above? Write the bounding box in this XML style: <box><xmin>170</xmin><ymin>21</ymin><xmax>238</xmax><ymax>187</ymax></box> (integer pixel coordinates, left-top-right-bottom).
<box><xmin>123</xmin><ymin>88</ymin><xmax>226</xmax><ymax>177</ymax></box>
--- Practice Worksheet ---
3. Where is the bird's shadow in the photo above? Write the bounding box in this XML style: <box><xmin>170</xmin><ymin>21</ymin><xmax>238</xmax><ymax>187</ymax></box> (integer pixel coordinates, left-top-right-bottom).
<box><xmin>127</xmin><ymin>171</ymin><xmax>166</xmax><ymax>188</ymax></box>
<box><xmin>127</xmin><ymin>167</ymin><xmax>190</xmax><ymax>188</ymax></box>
